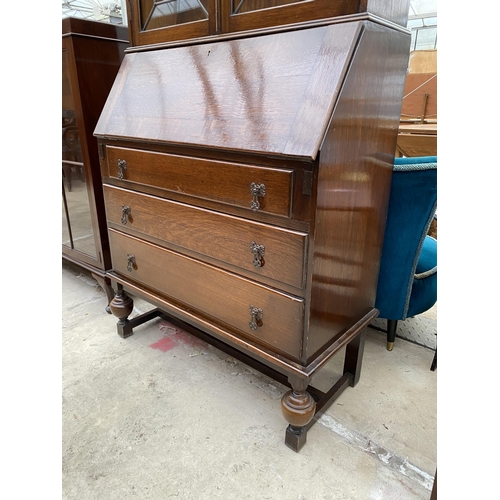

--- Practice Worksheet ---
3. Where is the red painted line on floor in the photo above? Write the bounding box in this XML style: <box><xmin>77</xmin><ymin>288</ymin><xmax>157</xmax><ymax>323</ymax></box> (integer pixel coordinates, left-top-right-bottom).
<box><xmin>150</xmin><ymin>336</ymin><xmax>177</xmax><ymax>353</ymax></box>
<box><xmin>174</xmin><ymin>330</ymin><xmax>208</xmax><ymax>350</ymax></box>
<box><xmin>158</xmin><ymin>320</ymin><xmax>208</xmax><ymax>350</ymax></box>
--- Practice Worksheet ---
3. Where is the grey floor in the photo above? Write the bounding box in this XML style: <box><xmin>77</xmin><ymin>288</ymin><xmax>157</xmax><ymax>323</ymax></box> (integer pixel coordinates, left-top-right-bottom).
<box><xmin>62</xmin><ymin>261</ymin><xmax>437</xmax><ymax>500</ymax></box>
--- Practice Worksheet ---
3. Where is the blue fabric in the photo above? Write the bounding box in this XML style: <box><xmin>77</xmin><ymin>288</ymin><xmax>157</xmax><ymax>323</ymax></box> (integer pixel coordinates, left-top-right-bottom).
<box><xmin>415</xmin><ymin>236</ymin><xmax>437</xmax><ymax>275</ymax></box>
<box><xmin>407</xmin><ymin>236</ymin><xmax>437</xmax><ymax>318</ymax></box>
<box><xmin>375</xmin><ymin>157</ymin><xmax>437</xmax><ymax>321</ymax></box>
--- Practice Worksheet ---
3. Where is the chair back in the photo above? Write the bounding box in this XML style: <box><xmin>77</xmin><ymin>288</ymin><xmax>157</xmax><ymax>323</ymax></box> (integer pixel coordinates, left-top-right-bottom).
<box><xmin>375</xmin><ymin>156</ymin><xmax>437</xmax><ymax>320</ymax></box>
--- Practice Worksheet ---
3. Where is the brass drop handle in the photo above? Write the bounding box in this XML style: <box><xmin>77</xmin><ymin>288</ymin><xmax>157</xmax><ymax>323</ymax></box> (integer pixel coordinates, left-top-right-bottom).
<box><xmin>118</xmin><ymin>159</ymin><xmax>127</xmax><ymax>180</ymax></box>
<box><xmin>126</xmin><ymin>254</ymin><xmax>136</xmax><ymax>272</ymax></box>
<box><xmin>249</xmin><ymin>305</ymin><xmax>263</xmax><ymax>331</ymax></box>
<box><xmin>121</xmin><ymin>205</ymin><xmax>131</xmax><ymax>224</ymax></box>
<box><xmin>250</xmin><ymin>241</ymin><xmax>265</xmax><ymax>268</ymax></box>
<box><xmin>250</xmin><ymin>182</ymin><xmax>266</xmax><ymax>211</ymax></box>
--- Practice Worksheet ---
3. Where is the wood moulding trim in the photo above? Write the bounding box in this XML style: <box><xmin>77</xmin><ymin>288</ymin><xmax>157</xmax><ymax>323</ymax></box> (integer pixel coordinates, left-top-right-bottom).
<box><xmin>62</xmin><ymin>253</ymin><xmax>105</xmax><ymax>276</ymax></box>
<box><xmin>124</xmin><ymin>12</ymin><xmax>410</xmax><ymax>54</ymax></box>
<box><xmin>62</xmin><ymin>16</ymin><xmax>129</xmax><ymax>42</ymax></box>
<box><xmin>62</xmin><ymin>32</ymin><xmax>130</xmax><ymax>44</ymax></box>
<box><xmin>107</xmin><ymin>271</ymin><xmax>377</xmax><ymax>379</ymax></box>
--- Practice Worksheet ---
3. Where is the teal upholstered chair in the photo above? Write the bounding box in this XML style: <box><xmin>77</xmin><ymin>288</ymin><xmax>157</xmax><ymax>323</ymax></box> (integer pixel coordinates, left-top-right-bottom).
<box><xmin>374</xmin><ymin>156</ymin><xmax>437</xmax><ymax>355</ymax></box>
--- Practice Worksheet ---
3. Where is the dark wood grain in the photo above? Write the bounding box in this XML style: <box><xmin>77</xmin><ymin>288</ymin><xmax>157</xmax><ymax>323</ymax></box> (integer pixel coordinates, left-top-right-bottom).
<box><xmin>96</xmin><ymin>8</ymin><xmax>412</xmax><ymax>449</ymax></box>
<box><xmin>62</xmin><ymin>16</ymin><xmax>129</xmax><ymax>41</ymax></box>
<box><xmin>109</xmin><ymin>229</ymin><xmax>305</xmax><ymax>360</ymax></box>
<box><xmin>224</xmin><ymin>0</ymin><xmax>412</xmax><ymax>30</ymax></box>
<box><xmin>103</xmin><ymin>185</ymin><xmax>308</xmax><ymax>288</ymax></box>
<box><xmin>104</xmin><ymin>146</ymin><xmax>294</xmax><ymax>217</ymax></box>
<box><xmin>126</xmin><ymin>0</ymin><xmax>410</xmax><ymax>48</ymax></box>
<box><xmin>221</xmin><ymin>0</ymin><xmax>359</xmax><ymax>34</ymax></box>
<box><xmin>304</xmin><ymin>21</ymin><xmax>411</xmax><ymax>362</ymax></box>
<box><xmin>97</xmin><ymin>19</ymin><xmax>412</xmax><ymax>370</ymax></box>
<box><xmin>128</xmin><ymin>0</ymin><xmax>216</xmax><ymax>47</ymax></box>
<box><xmin>98</xmin><ymin>138</ymin><xmax>315</xmax><ymax>225</ymax></box>
<box><xmin>95</xmin><ymin>23</ymin><xmax>361</xmax><ymax>160</ymax></box>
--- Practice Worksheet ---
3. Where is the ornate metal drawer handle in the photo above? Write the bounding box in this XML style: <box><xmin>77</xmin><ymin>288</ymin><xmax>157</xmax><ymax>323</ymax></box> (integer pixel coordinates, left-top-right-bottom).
<box><xmin>250</xmin><ymin>241</ymin><xmax>265</xmax><ymax>268</ymax></box>
<box><xmin>121</xmin><ymin>205</ymin><xmax>131</xmax><ymax>224</ymax></box>
<box><xmin>249</xmin><ymin>305</ymin><xmax>263</xmax><ymax>331</ymax></box>
<box><xmin>126</xmin><ymin>254</ymin><xmax>136</xmax><ymax>272</ymax></box>
<box><xmin>250</xmin><ymin>182</ymin><xmax>266</xmax><ymax>211</ymax></box>
<box><xmin>118</xmin><ymin>159</ymin><xmax>127</xmax><ymax>180</ymax></box>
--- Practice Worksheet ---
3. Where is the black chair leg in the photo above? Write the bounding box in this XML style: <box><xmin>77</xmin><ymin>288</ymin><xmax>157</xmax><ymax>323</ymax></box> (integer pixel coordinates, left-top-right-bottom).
<box><xmin>387</xmin><ymin>319</ymin><xmax>398</xmax><ymax>351</ymax></box>
<box><xmin>430</xmin><ymin>349</ymin><xmax>437</xmax><ymax>371</ymax></box>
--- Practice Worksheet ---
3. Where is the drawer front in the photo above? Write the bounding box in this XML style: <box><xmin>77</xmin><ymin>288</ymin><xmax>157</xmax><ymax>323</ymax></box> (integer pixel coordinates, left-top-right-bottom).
<box><xmin>105</xmin><ymin>146</ymin><xmax>293</xmax><ymax>217</ymax></box>
<box><xmin>104</xmin><ymin>185</ymin><xmax>307</xmax><ymax>289</ymax></box>
<box><xmin>109</xmin><ymin>230</ymin><xmax>304</xmax><ymax>360</ymax></box>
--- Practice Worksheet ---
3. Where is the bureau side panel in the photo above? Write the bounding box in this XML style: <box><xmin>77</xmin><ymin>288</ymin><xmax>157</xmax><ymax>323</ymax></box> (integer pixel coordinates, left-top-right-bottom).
<box><xmin>304</xmin><ymin>22</ymin><xmax>411</xmax><ymax>362</ymax></box>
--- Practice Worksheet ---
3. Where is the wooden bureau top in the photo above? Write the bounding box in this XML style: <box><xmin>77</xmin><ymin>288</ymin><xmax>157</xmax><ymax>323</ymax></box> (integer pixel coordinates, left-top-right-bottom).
<box><xmin>94</xmin><ymin>22</ymin><xmax>363</xmax><ymax>160</ymax></box>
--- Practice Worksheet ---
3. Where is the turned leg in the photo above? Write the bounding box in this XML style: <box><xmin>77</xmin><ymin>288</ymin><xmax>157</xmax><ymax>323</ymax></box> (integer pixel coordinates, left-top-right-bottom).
<box><xmin>387</xmin><ymin>319</ymin><xmax>398</xmax><ymax>351</ymax></box>
<box><xmin>91</xmin><ymin>273</ymin><xmax>115</xmax><ymax>314</ymax></box>
<box><xmin>281</xmin><ymin>375</ymin><xmax>316</xmax><ymax>452</ymax></box>
<box><xmin>108</xmin><ymin>284</ymin><xmax>134</xmax><ymax>338</ymax></box>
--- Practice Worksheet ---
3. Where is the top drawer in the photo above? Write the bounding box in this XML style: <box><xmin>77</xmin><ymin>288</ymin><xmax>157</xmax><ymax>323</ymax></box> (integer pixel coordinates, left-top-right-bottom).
<box><xmin>104</xmin><ymin>146</ymin><xmax>293</xmax><ymax>218</ymax></box>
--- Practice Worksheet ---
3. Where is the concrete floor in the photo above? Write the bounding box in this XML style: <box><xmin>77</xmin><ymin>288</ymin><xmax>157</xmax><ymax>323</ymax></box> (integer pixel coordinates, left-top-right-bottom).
<box><xmin>62</xmin><ymin>261</ymin><xmax>437</xmax><ymax>500</ymax></box>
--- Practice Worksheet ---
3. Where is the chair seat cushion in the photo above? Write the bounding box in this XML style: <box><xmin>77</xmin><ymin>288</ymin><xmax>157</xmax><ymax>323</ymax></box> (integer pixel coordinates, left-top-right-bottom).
<box><xmin>407</xmin><ymin>236</ymin><xmax>437</xmax><ymax>318</ymax></box>
<box><xmin>415</xmin><ymin>236</ymin><xmax>437</xmax><ymax>277</ymax></box>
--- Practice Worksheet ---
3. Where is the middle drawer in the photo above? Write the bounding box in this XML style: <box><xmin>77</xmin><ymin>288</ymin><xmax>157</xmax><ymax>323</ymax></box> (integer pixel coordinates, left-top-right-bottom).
<box><xmin>104</xmin><ymin>185</ymin><xmax>308</xmax><ymax>289</ymax></box>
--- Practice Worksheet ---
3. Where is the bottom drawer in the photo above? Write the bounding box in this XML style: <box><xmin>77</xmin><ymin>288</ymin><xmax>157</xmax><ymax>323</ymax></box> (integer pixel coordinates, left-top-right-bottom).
<box><xmin>109</xmin><ymin>229</ymin><xmax>304</xmax><ymax>360</ymax></box>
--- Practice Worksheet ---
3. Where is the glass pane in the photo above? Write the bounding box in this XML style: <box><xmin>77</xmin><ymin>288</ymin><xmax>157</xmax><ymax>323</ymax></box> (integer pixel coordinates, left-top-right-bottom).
<box><xmin>141</xmin><ymin>0</ymin><xmax>209</xmax><ymax>31</ymax></box>
<box><xmin>62</xmin><ymin>188</ymin><xmax>72</xmax><ymax>248</ymax></box>
<box><xmin>410</xmin><ymin>26</ymin><xmax>437</xmax><ymax>51</ymax></box>
<box><xmin>232</xmin><ymin>0</ymin><xmax>305</xmax><ymax>15</ymax></box>
<box><xmin>62</xmin><ymin>49</ymin><xmax>97</xmax><ymax>259</ymax></box>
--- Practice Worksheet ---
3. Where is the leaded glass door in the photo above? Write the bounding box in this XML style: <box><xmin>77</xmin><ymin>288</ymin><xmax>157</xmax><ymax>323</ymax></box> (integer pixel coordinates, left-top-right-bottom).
<box><xmin>129</xmin><ymin>0</ymin><xmax>217</xmax><ymax>45</ymax></box>
<box><xmin>221</xmin><ymin>0</ymin><xmax>355</xmax><ymax>34</ymax></box>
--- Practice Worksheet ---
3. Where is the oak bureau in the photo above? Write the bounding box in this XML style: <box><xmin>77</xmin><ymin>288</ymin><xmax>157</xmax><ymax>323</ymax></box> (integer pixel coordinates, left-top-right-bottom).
<box><xmin>94</xmin><ymin>0</ymin><xmax>411</xmax><ymax>451</ymax></box>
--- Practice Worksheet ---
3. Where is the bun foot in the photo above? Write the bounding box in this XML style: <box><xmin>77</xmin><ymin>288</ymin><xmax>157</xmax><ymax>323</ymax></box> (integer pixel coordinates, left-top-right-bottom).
<box><xmin>281</xmin><ymin>387</ymin><xmax>316</xmax><ymax>452</ymax></box>
<box><xmin>109</xmin><ymin>285</ymin><xmax>134</xmax><ymax>338</ymax></box>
